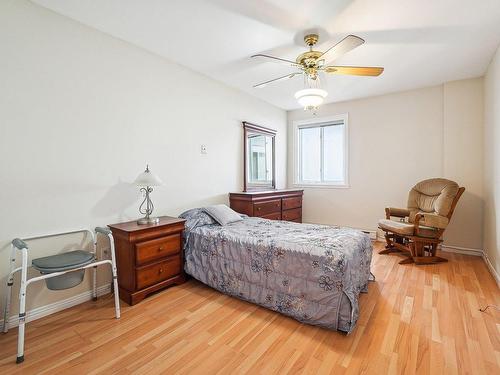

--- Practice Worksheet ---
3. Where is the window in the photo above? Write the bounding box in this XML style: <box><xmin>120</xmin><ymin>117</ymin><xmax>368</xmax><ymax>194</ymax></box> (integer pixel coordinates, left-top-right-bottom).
<box><xmin>293</xmin><ymin>114</ymin><xmax>348</xmax><ymax>187</ymax></box>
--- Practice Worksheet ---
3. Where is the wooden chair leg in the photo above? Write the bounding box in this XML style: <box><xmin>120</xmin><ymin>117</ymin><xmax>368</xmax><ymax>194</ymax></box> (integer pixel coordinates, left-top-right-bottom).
<box><xmin>380</xmin><ymin>230</ymin><xmax>449</xmax><ymax>265</ymax></box>
<box><xmin>399</xmin><ymin>240</ymin><xmax>415</xmax><ymax>264</ymax></box>
<box><xmin>411</xmin><ymin>240</ymin><xmax>447</xmax><ymax>265</ymax></box>
<box><xmin>431</xmin><ymin>243</ymin><xmax>437</xmax><ymax>256</ymax></box>
<box><xmin>379</xmin><ymin>231</ymin><xmax>448</xmax><ymax>266</ymax></box>
<box><xmin>399</xmin><ymin>257</ymin><xmax>415</xmax><ymax>264</ymax></box>
<box><xmin>385</xmin><ymin>233</ymin><xmax>394</xmax><ymax>248</ymax></box>
<box><xmin>379</xmin><ymin>232</ymin><xmax>403</xmax><ymax>255</ymax></box>
<box><xmin>413</xmin><ymin>256</ymin><xmax>448</xmax><ymax>264</ymax></box>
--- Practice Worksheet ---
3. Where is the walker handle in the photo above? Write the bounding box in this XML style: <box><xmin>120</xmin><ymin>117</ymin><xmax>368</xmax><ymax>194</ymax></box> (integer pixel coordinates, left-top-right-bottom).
<box><xmin>12</xmin><ymin>238</ymin><xmax>28</xmax><ymax>250</ymax></box>
<box><xmin>95</xmin><ymin>227</ymin><xmax>111</xmax><ymax>235</ymax></box>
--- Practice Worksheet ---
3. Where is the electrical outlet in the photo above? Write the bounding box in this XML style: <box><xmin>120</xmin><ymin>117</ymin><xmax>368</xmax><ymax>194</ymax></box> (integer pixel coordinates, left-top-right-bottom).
<box><xmin>201</xmin><ymin>144</ymin><xmax>207</xmax><ymax>154</ymax></box>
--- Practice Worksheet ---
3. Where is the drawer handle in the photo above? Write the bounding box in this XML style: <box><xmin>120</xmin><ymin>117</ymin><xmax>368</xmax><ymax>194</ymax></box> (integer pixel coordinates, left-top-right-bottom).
<box><xmin>159</xmin><ymin>268</ymin><xmax>163</xmax><ymax>274</ymax></box>
<box><xmin>158</xmin><ymin>246</ymin><xmax>164</xmax><ymax>252</ymax></box>
<box><xmin>257</xmin><ymin>207</ymin><xmax>261</xmax><ymax>211</ymax></box>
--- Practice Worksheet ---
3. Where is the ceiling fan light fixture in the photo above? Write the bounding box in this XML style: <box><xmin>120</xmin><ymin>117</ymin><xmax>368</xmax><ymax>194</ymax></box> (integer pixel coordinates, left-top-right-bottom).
<box><xmin>294</xmin><ymin>88</ymin><xmax>328</xmax><ymax>110</ymax></box>
<box><xmin>251</xmin><ymin>33</ymin><xmax>382</xmax><ymax>108</ymax></box>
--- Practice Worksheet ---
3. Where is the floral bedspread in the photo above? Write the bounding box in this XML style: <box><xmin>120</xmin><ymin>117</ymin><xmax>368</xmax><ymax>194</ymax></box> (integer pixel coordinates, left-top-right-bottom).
<box><xmin>181</xmin><ymin>209</ymin><xmax>373</xmax><ymax>333</ymax></box>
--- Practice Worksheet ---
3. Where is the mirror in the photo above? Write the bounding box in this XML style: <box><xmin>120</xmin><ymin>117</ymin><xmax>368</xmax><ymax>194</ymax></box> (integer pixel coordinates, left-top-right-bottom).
<box><xmin>243</xmin><ymin>122</ymin><xmax>276</xmax><ymax>191</ymax></box>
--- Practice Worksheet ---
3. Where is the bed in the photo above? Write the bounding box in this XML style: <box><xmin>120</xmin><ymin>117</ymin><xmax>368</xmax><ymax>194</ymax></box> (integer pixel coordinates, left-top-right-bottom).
<box><xmin>180</xmin><ymin>208</ymin><xmax>373</xmax><ymax>333</ymax></box>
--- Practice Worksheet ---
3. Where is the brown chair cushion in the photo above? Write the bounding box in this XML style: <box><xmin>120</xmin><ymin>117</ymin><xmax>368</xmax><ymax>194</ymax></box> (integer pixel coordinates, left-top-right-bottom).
<box><xmin>407</xmin><ymin>178</ymin><xmax>459</xmax><ymax>219</ymax></box>
<box><xmin>378</xmin><ymin>219</ymin><xmax>439</xmax><ymax>238</ymax></box>
<box><xmin>417</xmin><ymin>213</ymin><xmax>449</xmax><ymax>229</ymax></box>
<box><xmin>379</xmin><ymin>219</ymin><xmax>414</xmax><ymax>235</ymax></box>
<box><xmin>386</xmin><ymin>207</ymin><xmax>411</xmax><ymax>218</ymax></box>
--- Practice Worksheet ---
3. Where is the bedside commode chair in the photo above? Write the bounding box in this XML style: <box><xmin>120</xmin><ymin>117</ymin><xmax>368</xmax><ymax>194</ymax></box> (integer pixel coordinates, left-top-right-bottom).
<box><xmin>378</xmin><ymin>178</ymin><xmax>465</xmax><ymax>265</ymax></box>
<box><xmin>2</xmin><ymin>227</ymin><xmax>121</xmax><ymax>364</ymax></box>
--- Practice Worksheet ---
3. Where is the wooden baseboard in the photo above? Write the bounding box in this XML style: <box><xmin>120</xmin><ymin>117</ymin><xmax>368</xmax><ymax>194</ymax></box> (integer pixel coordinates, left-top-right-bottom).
<box><xmin>0</xmin><ymin>283</ymin><xmax>111</xmax><ymax>329</ymax></box>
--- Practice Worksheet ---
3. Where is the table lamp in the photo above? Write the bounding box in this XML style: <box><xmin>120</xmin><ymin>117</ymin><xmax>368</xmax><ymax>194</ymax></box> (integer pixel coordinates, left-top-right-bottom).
<box><xmin>134</xmin><ymin>164</ymin><xmax>163</xmax><ymax>224</ymax></box>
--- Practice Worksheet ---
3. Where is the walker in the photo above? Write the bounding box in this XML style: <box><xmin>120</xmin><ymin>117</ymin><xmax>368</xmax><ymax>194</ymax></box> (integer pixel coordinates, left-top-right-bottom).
<box><xmin>2</xmin><ymin>227</ymin><xmax>121</xmax><ymax>364</ymax></box>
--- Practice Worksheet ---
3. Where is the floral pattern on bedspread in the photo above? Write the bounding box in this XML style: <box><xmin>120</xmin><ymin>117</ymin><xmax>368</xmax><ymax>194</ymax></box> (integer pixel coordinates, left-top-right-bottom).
<box><xmin>180</xmin><ymin>210</ymin><xmax>372</xmax><ymax>333</ymax></box>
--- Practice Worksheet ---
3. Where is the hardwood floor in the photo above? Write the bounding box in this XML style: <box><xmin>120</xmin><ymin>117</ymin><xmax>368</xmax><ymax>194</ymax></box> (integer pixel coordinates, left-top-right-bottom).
<box><xmin>0</xmin><ymin>242</ymin><xmax>499</xmax><ymax>374</ymax></box>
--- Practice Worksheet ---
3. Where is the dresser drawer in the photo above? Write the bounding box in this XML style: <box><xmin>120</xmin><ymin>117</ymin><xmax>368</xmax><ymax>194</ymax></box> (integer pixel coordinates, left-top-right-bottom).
<box><xmin>136</xmin><ymin>256</ymin><xmax>181</xmax><ymax>290</ymax></box>
<box><xmin>135</xmin><ymin>234</ymin><xmax>181</xmax><ymax>266</ymax></box>
<box><xmin>254</xmin><ymin>199</ymin><xmax>281</xmax><ymax>216</ymax></box>
<box><xmin>282</xmin><ymin>196</ymin><xmax>302</xmax><ymax>210</ymax></box>
<box><xmin>282</xmin><ymin>208</ymin><xmax>301</xmax><ymax>222</ymax></box>
<box><xmin>260</xmin><ymin>212</ymin><xmax>282</xmax><ymax>220</ymax></box>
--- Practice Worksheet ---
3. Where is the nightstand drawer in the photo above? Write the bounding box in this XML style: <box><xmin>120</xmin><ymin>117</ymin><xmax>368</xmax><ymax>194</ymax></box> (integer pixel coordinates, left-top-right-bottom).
<box><xmin>135</xmin><ymin>234</ymin><xmax>181</xmax><ymax>266</ymax></box>
<box><xmin>282</xmin><ymin>196</ymin><xmax>302</xmax><ymax>210</ymax></box>
<box><xmin>282</xmin><ymin>208</ymin><xmax>301</xmax><ymax>222</ymax></box>
<box><xmin>254</xmin><ymin>199</ymin><xmax>281</xmax><ymax>216</ymax></box>
<box><xmin>260</xmin><ymin>212</ymin><xmax>282</xmax><ymax>220</ymax></box>
<box><xmin>136</xmin><ymin>256</ymin><xmax>181</xmax><ymax>290</ymax></box>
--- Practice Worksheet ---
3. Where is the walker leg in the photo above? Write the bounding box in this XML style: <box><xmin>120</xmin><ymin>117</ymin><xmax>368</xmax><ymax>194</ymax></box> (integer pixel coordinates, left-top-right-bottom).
<box><xmin>92</xmin><ymin>266</ymin><xmax>97</xmax><ymax>301</ymax></box>
<box><xmin>107</xmin><ymin>233</ymin><xmax>120</xmax><ymax>319</ymax></box>
<box><xmin>3</xmin><ymin>275</ymin><xmax>13</xmax><ymax>334</ymax></box>
<box><xmin>16</xmin><ymin>248</ymin><xmax>28</xmax><ymax>364</ymax></box>
<box><xmin>112</xmin><ymin>272</ymin><xmax>120</xmax><ymax>319</ymax></box>
<box><xmin>2</xmin><ymin>245</ymin><xmax>16</xmax><ymax>334</ymax></box>
<box><xmin>92</xmin><ymin>238</ymin><xmax>98</xmax><ymax>301</ymax></box>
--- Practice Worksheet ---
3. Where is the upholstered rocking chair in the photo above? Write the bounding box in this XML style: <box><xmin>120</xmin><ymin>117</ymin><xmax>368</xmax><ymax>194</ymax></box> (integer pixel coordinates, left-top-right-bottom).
<box><xmin>378</xmin><ymin>178</ymin><xmax>465</xmax><ymax>265</ymax></box>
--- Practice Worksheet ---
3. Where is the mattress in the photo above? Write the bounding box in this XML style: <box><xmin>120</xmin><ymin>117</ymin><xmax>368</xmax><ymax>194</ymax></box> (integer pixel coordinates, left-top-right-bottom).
<box><xmin>181</xmin><ymin>209</ymin><xmax>373</xmax><ymax>333</ymax></box>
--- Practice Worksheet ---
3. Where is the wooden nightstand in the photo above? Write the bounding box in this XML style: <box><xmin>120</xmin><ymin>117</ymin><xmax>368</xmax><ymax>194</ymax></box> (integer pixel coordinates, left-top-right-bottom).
<box><xmin>108</xmin><ymin>216</ymin><xmax>186</xmax><ymax>305</ymax></box>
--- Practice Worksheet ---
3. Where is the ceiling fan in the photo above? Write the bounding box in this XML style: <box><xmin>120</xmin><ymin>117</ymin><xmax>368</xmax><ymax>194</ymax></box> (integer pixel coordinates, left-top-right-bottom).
<box><xmin>251</xmin><ymin>33</ymin><xmax>384</xmax><ymax>89</ymax></box>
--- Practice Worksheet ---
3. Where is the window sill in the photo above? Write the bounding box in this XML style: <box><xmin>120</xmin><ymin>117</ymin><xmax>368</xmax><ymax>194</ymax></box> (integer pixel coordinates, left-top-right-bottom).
<box><xmin>291</xmin><ymin>183</ymin><xmax>350</xmax><ymax>189</ymax></box>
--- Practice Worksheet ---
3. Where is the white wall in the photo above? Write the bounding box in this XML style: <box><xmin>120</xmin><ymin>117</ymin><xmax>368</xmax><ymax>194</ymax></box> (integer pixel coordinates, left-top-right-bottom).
<box><xmin>483</xmin><ymin>45</ymin><xmax>500</xmax><ymax>278</ymax></box>
<box><xmin>442</xmin><ymin>79</ymin><xmax>483</xmax><ymax>249</ymax></box>
<box><xmin>288</xmin><ymin>79</ymin><xmax>484</xmax><ymax>251</ymax></box>
<box><xmin>0</xmin><ymin>0</ymin><xmax>286</xmax><ymax>315</ymax></box>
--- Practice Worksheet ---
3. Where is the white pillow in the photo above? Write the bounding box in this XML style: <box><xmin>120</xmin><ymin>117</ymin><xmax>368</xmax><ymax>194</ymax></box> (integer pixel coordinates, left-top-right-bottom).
<box><xmin>203</xmin><ymin>204</ymin><xmax>243</xmax><ymax>226</ymax></box>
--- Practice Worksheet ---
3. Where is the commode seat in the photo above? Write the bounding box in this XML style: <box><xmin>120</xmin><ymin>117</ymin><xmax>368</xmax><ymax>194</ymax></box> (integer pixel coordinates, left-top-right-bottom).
<box><xmin>32</xmin><ymin>250</ymin><xmax>95</xmax><ymax>290</ymax></box>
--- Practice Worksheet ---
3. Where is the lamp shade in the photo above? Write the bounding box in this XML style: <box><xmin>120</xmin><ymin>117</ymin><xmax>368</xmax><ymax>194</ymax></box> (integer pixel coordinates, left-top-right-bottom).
<box><xmin>134</xmin><ymin>165</ymin><xmax>163</xmax><ymax>187</ymax></box>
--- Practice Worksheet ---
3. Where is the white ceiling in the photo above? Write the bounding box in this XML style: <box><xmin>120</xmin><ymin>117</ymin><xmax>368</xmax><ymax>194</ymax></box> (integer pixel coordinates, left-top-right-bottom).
<box><xmin>32</xmin><ymin>0</ymin><xmax>500</xmax><ymax>110</ymax></box>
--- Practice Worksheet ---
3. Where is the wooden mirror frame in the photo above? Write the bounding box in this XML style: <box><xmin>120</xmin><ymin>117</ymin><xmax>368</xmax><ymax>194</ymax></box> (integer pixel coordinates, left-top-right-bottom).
<box><xmin>243</xmin><ymin>121</ymin><xmax>276</xmax><ymax>192</ymax></box>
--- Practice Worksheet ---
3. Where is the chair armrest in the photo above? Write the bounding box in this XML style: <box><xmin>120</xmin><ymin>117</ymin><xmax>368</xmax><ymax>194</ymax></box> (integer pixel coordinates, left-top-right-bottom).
<box><xmin>12</xmin><ymin>238</ymin><xmax>28</xmax><ymax>250</ymax></box>
<box><xmin>415</xmin><ymin>213</ymin><xmax>449</xmax><ymax>229</ymax></box>
<box><xmin>385</xmin><ymin>207</ymin><xmax>410</xmax><ymax>219</ymax></box>
<box><xmin>95</xmin><ymin>227</ymin><xmax>111</xmax><ymax>235</ymax></box>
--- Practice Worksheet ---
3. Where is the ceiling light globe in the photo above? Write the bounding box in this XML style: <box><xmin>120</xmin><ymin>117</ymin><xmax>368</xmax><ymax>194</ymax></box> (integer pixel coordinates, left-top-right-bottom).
<box><xmin>294</xmin><ymin>88</ymin><xmax>328</xmax><ymax>110</ymax></box>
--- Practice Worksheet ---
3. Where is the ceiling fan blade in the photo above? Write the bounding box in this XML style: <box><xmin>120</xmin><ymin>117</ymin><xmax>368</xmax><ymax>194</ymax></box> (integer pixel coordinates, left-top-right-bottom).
<box><xmin>319</xmin><ymin>35</ymin><xmax>365</xmax><ymax>65</ymax></box>
<box><xmin>251</xmin><ymin>53</ymin><xmax>300</xmax><ymax>67</ymax></box>
<box><xmin>325</xmin><ymin>66</ymin><xmax>384</xmax><ymax>76</ymax></box>
<box><xmin>253</xmin><ymin>72</ymin><xmax>301</xmax><ymax>88</ymax></box>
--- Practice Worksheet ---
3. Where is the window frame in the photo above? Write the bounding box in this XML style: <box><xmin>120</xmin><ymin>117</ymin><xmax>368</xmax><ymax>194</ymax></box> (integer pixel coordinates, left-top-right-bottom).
<box><xmin>292</xmin><ymin>114</ymin><xmax>349</xmax><ymax>188</ymax></box>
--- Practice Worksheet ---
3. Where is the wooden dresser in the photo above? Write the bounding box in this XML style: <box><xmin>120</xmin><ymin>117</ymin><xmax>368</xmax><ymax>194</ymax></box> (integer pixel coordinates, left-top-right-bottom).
<box><xmin>108</xmin><ymin>216</ymin><xmax>186</xmax><ymax>305</ymax></box>
<box><xmin>229</xmin><ymin>189</ymin><xmax>304</xmax><ymax>222</ymax></box>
